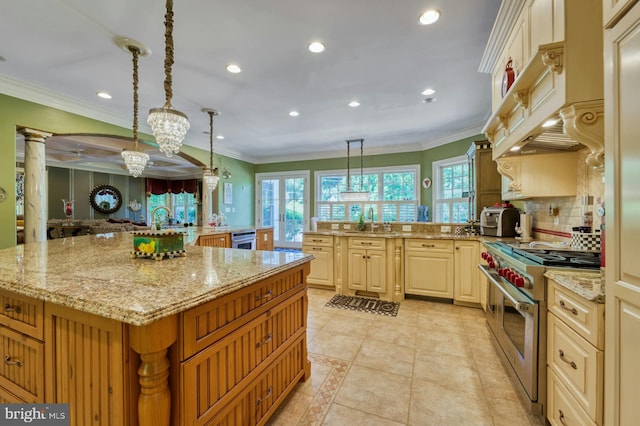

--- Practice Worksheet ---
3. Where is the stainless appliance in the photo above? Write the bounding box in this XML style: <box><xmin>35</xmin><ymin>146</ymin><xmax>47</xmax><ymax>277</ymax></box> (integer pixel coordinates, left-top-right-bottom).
<box><xmin>231</xmin><ymin>230</ymin><xmax>256</xmax><ymax>249</ymax></box>
<box><xmin>478</xmin><ymin>241</ymin><xmax>600</xmax><ymax>417</ymax></box>
<box><xmin>480</xmin><ymin>207</ymin><xmax>519</xmax><ymax>237</ymax></box>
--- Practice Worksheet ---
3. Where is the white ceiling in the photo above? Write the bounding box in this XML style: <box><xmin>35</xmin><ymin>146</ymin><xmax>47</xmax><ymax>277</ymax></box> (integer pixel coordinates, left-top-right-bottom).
<box><xmin>2</xmin><ymin>0</ymin><xmax>501</xmax><ymax>169</ymax></box>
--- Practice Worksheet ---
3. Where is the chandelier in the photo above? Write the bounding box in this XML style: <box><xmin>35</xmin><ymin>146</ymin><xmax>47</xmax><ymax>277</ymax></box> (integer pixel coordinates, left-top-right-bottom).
<box><xmin>147</xmin><ymin>0</ymin><xmax>190</xmax><ymax>157</ymax></box>
<box><xmin>340</xmin><ymin>139</ymin><xmax>370</xmax><ymax>201</ymax></box>
<box><xmin>119</xmin><ymin>38</ymin><xmax>150</xmax><ymax>178</ymax></box>
<box><xmin>202</xmin><ymin>108</ymin><xmax>220</xmax><ymax>191</ymax></box>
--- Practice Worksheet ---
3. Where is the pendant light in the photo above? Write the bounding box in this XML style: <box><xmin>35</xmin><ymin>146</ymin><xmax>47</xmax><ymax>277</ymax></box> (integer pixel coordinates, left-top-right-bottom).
<box><xmin>119</xmin><ymin>38</ymin><xmax>150</xmax><ymax>177</ymax></box>
<box><xmin>147</xmin><ymin>0</ymin><xmax>190</xmax><ymax>157</ymax></box>
<box><xmin>202</xmin><ymin>108</ymin><xmax>220</xmax><ymax>191</ymax></box>
<box><xmin>339</xmin><ymin>139</ymin><xmax>370</xmax><ymax>201</ymax></box>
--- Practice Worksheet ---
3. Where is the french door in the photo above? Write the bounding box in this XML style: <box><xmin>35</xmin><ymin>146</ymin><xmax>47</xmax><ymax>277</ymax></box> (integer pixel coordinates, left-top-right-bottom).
<box><xmin>256</xmin><ymin>171</ymin><xmax>309</xmax><ymax>249</ymax></box>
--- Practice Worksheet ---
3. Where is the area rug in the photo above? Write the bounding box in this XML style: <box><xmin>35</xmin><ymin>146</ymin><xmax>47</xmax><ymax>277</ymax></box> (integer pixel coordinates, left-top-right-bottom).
<box><xmin>325</xmin><ymin>294</ymin><xmax>400</xmax><ymax>317</ymax></box>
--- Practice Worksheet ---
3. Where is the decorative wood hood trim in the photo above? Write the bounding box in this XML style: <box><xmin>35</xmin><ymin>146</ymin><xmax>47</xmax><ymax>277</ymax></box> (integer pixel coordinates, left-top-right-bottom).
<box><xmin>560</xmin><ymin>100</ymin><xmax>605</xmax><ymax>172</ymax></box>
<box><xmin>496</xmin><ymin>158</ymin><xmax>521</xmax><ymax>192</ymax></box>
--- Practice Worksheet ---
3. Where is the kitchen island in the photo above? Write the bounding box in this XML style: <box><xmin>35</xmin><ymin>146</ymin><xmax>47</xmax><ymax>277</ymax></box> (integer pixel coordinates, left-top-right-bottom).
<box><xmin>0</xmin><ymin>232</ymin><xmax>312</xmax><ymax>425</ymax></box>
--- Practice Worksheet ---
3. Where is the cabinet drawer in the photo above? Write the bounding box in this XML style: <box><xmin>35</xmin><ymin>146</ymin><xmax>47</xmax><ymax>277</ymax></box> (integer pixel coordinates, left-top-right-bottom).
<box><xmin>547</xmin><ymin>314</ymin><xmax>603</xmax><ymax>422</ymax></box>
<box><xmin>0</xmin><ymin>292</ymin><xmax>43</xmax><ymax>340</ymax></box>
<box><xmin>203</xmin><ymin>335</ymin><xmax>307</xmax><ymax>426</ymax></box>
<box><xmin>0</xmin><ymin>326</ymin><xmax>44</xmax><ymax>403</ymax></box>
<box><xmin>547</xmin><ymin>369</ymin><xmax>597</xmax><ymax>426</ymax></box>
<box><xmin>348</xmin><ymin>237</ymin><xmax>385</xmax><ymax>249</ymax></box>
<box><xmin>548</xmin><ymin>280</ymin><xmax>604</xmax><ymax>349</ymax></box>
<box><xmin>405</xmin><ymin>239</ymin><xmax>453</xmax><ymax>252</ymax></box>
<box><xmin>181</xmin><ymin>292</ymin><xmax>306</xmax><ymax>424</ymax></box>
<box><xmin>0</xmin><ymin>385</ymin><xmax>24</xmax><ymax>403</ymax></box>
<box><xmin>302</xmin><ymin>235</ymin><xmax>333</xmax><ymax>247</ymax></box>
<box><xmin>181</xmin><ymin>265</ymin><xmax>307</xmax><ymax>360</ymax></box>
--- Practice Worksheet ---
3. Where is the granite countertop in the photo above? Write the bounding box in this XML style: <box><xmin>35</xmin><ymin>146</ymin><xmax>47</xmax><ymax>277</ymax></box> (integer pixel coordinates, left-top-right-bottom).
<box><xmin>304</xmin><ymin>230</ymin><xmax>498</xmax><ymax>242</ymax></box>
<box><xmin>545</xmin><ymin>270</ymin><xmax>605</xmax><ymax>303</ymax></box>
<box><xmin>0</xmin><ymin>232</ymin><xmax>312</xmax><ymax>326</ymax></box>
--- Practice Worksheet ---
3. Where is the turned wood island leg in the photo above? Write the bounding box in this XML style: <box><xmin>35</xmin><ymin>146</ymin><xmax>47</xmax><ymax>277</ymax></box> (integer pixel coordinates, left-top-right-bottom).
<box><xmin>129</xmin><ymin>315</ymin><xmax>178</xmax><ymax>426</ymax></box>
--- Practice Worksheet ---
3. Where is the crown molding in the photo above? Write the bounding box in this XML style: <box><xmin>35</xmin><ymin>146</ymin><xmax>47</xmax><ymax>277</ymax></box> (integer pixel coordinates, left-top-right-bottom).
<box><xmin>478</xmin><ymin>0</ymin><xmax>527</xmax><ymax>74</ymax></box>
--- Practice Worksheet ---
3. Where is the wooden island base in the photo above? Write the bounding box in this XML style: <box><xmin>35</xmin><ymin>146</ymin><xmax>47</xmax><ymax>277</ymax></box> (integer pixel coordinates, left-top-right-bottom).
<box><xmin>1</xmin><ymin>263</ymin><xmax>311</xmax><ymax>426</ymax></box>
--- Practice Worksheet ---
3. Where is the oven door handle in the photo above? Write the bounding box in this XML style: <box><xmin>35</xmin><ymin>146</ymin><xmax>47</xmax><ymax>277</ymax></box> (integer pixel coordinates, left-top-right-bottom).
<box><xmin>478</xmin><ymin>264</ymin><xmax>535</xmax><ymax>314</ymax></box>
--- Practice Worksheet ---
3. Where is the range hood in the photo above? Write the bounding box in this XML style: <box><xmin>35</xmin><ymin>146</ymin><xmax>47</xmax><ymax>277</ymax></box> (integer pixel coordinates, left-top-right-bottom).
<box><xmin>512</xmin><ymin>121</ymin><xmax>582</xmax><ymax>155</ymax></box>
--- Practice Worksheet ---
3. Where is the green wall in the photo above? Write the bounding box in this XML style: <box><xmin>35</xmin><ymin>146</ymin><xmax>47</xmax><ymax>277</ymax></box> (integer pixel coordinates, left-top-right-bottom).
<box><xmin>255</xmin><ymin>134</ymin><xmax>482</xmax><ymax>216</ymax></box>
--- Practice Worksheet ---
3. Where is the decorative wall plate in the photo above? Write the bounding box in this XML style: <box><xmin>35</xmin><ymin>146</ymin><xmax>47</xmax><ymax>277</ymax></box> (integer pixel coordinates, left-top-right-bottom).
<box><xmin>128</xmin><ymin>199</ymin><xmax>142</xmax><ymax>212</ymax></box>
<box><xmin>422</xmin><ymin>178</ymin><xmax>432</xmax><ymax>189</ymax></box>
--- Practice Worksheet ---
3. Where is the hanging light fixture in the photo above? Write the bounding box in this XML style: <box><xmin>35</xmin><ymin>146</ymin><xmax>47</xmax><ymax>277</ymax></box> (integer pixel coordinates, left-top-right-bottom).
<box><xmin>339</xmin><ymin>139</ymin><xmax>370</xmax><ymax>201</ymax></box>
<box><xmin>202</xmin><ymin>108</ymin><xmax>220</xmax><ymax>191</ymax></box>
<box><xmin>147</xmin><ymin>0</ymin><xmax>190</xmax><ymax>157</ymax></box>
<box><xmin>118</xmin><ymin>38</ymin><xmax>150</xmax><ymax>178</ymax></box>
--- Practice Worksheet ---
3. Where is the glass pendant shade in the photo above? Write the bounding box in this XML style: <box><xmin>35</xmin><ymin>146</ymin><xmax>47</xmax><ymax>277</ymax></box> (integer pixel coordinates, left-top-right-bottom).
<box><xmin>203</xmin><ymin>169</ymin><xmax>219</xmax><ymax>191</ymax></box>
<box><xmin>147</xmin><ymin>107</ymin><xmax>190</xmax><ymax>157</ymax></box>
<box><xmin>339</xmin><ymin>190</ymin><xmax>370</xmax><ymax>202</ymax></box>
<box><xmin>121</xmin><ymin>150</ymin><xmax>150</xmax><ymax>178</ymax></box>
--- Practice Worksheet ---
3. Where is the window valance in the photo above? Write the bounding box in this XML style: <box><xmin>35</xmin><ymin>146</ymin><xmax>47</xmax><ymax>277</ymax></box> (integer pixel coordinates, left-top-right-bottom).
<box><xmin>146</xmin><ymin>178</ymin><xmax>198</xmax><ymax>195</ymax></box>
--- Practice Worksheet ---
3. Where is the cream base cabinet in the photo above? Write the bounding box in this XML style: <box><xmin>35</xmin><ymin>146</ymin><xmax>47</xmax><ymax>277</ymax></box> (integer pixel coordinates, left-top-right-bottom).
<box><xmin>453</xmin><ymin>241</ymin><xmax>481</xmax><ymax>306</ymax></box>
<box><xmin>604</xmin><ymin>3</ymin><xmax>640</xmax><ymax>425</ymax></box>
<box><xmin>404</xmin><ymin>239</ymin><xmax>453</xmax><ymax>298</ymax></box>
<box><xmin>302</xmin><ymin>235</ymin><xmax>334</xmax><ymax>290</ymax></box>
<box><xmin>346</xmin><ymin>237</ymin><xmax>387</xmax><ymax>295</ymax></box>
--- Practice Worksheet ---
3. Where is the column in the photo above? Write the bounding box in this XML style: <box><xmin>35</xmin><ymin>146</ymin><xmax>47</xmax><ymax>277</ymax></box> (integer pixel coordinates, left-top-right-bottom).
<box><xmin>18</xmin><ymin>128</ymin><xmax>52</xmax><ymax>243</ymax></box>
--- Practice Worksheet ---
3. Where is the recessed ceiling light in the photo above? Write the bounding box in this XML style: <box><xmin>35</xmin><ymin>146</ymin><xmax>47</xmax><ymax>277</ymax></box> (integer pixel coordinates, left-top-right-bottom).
<box><xmin>510</xmin><ymin>146</ymin><xmax>521</xmax><ymax>152</ymax></box>
<box><xmin>216</xmin><ymin>135</ymin><xmax>224</xmax><ymax>140</ymax></box>
<box><xmin>226</xmin><ymin>64</ymin><xmax>242</xmax><ymax>74</ymax></box>
<box><xmin>348</xmin><ymin>101</ymin><xmax>361</xmax><ymax>107</ymax></box>
<box><xmin>542</xmin><ymin>118</ymin><xmax>559</xmax><ymax>128</ymax></box>
<box><xmin>96</xmin><ymin>91</ymin><xmax>112</xmax><ymax>99</ymax></box>
<box><xmin>308</xmin><ymin>41</ymin><xmax>325</xmax><ymax>53</ymax></box>
<box><xmin>422</xmin><ymin>97</ymin><xmax>437</xmax><ymax>103</ymax></box>
<box><xmin>289</xmin><ymin>111</ymin><xmax>299</xmax><ymax>117</ymax></box>
<box><xmin>419</xmin><ymin>9</ymin><xmax>440</xmax><ymax>25</ymax></box>
<box><xmin>421</xmin><ymin>88</ymin><xmax>436</xmax><ymax>96</ymax></box>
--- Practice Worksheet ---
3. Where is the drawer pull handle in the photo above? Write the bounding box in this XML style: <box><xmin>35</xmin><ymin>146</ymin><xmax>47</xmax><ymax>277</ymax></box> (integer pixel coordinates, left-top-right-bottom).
<box><xmin>255</xmin><ymin>386</ymin><xmax>273</xmax><ymax>405</ymax></box>
<box><xmin>4</xmin><ymin>355</ymin><xmax>22</xmax><ymax>367</ymax></box>
<box><xmin>4</xmin><ymin>304</ymin><xmax>22</xmax><ymax>314</ymax></box>
<box><xmin>312</xmin><ymin>239</ymin><xmax>323</xmax><ymax>242</ymax></box>
<box><xmin>558</xmin><ymin>409</ymin><xmax>568</xmax><ymax>425</ymax></box>
<box><xmin>312</xmin><ymin>247</ymin><xmax>322</xmax><ymax>251</ymax></box>
<box><xmin>361</xmin><ymin>242</ymin><xmax>373</xmax><ymax>245</ymax></box>
<box><xmin>558</xmin><ymin>349</ymin><xmax>577</xmax><ymax>370</ymax></box>
<box><xmin>421</xmin><ymin>244</ymin><xmax>435</xmax><ymax>248</ymax></box>
<box><xmin>255</xmin><ymin>290</ymin><xmax>273</xmax><ymax>301</ymax></box>
<box><xmin>256</xmin><ymin>333</ymin><xmax>273</xmax><ymax>348</ymax></box>
<box><xmin>559</xmin><ymin>300</ymin><xmax>578</xmax><ymax>316</ymax></box>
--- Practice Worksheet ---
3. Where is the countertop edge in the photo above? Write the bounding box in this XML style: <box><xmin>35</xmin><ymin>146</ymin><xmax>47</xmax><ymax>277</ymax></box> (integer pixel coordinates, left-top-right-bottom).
<box><xmin>544</xmin><ymin>270</ymin><xmax>605</xmax><ymax>303</ymax></box>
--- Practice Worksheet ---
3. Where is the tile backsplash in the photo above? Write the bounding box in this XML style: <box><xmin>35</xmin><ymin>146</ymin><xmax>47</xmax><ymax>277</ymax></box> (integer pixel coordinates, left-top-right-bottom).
<box><xmin>520</xmin><ymin>148</ymin><xmax>604</xmax><ymax>243</ymax></box>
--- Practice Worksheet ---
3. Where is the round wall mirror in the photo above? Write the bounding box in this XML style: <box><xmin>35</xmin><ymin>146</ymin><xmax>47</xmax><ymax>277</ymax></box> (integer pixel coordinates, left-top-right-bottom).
<box><xmin>89</xmin><ymin>184</ymin><xmax>122</xmax><ymax>215</ymax></box>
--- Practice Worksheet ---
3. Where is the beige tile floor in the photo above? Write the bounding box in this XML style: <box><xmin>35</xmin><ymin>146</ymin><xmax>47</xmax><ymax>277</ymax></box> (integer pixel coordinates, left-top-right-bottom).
<box><xmin>268</xmin><ymin>288</ymin><xmax>545</xmax><ymax>426</ymax></box>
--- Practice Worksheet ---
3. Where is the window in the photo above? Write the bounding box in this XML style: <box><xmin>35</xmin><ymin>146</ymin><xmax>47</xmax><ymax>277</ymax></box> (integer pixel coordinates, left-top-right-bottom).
<box><xmin>432</xmin><ymin>155</ymin><xmax>469</xmax><ymax>223</ymax></box>
<box><xmin>315</xmin><ymin>165</ymin><xmax>419</xmax><ymax>221</ymax></box>
<box><xmin>148</xmin><ymin>192</ymin><xmax>197</xmax><ymax>226</ymax></box>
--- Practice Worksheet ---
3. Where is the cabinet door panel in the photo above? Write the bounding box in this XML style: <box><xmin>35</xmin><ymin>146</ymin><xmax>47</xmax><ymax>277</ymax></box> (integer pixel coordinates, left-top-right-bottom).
<box><xmin>454</xmin><ymin>242</ymin><xmax>480</xmax><ymax>304</ymax></box>
<box><xmin>348</xmin><ymin>249</ymin><xmax>367</xmax><ymax>291</ymax></box>
<box><xmin>302</xmin><ymin>246</ymin><xmax>334</xmax><ymax>289</ymax></box>
<box><xmin>367</xmin><ymin>251</ymin><xmax>387</xmax><ymax>293</ymax></box>
<box><xmin>405</xmin><ymin>252</ymin><xmax>453</xmax><ymax>298</ymax></box>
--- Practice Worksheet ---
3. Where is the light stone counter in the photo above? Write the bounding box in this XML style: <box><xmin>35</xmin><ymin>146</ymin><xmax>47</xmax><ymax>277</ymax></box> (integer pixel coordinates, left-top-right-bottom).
<box><xmin>0</xmin><ymin>232</ymin><xmax>312</xmax><ymax>326</ymax></box>
<box><xmin>544</xmin><ymin>270</ymin><xmax>605</xmax><ymax>303</ymax></box>
<box><xmin>304</xmin><ymin>230</ymin><xmax>488</xmax><ymax>241</ymax></box>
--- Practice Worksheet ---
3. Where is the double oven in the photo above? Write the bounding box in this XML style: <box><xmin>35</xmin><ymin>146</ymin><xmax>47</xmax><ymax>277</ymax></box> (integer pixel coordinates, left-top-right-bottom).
<box><xmin>478</xmin><ymin>241</ymin><xmax>600</xmax><ymax>417</ymax></box>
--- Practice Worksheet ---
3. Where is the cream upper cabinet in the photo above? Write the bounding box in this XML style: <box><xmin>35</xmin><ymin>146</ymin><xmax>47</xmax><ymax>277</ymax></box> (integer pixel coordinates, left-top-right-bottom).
<box><xmin>453</xmin><ymin>241</ymin><xmax>481</xmax><ymax>306</ymax></box>
<box><xmin>604</xmin><ymin>2</ymin><xmax>640</xmax><ymax>425</ymax></box>
<box><xmin>603</xmin><ymin>0</ymin><xmax>639</xmax><ymax>27</ymax></box>
<box><xmin>482</xmin><ymin>0</ymin><xmax>604</xmax><ymax>170</ymax></box>
<box><xmin>404</xmin><ymin>239</ymin><xmax>454</xmax><ymax>298</ymax></box>
<box><xmin>496</xmin><ymin>151</ymin><xmax>577</xmax><ymax>200</ymax></box>
<box><xmin>302</xmin><ymin>235</ymin><xmax>334</xmax><ymax>290</ymax></box>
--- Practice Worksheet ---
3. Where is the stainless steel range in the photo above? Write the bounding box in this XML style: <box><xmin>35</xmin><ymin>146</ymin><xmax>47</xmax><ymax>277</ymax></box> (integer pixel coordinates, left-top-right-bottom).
<box><xmin>478</xmin><ymin>241</ymin><xmax>600</xmax><ymax>417</ymax></box>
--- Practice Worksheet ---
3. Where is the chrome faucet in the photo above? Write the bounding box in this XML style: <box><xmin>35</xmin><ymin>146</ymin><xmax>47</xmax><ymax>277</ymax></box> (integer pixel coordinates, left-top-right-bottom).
<box><xmin>151</xmin><ymin>206</ymin><xmax>173</xmax><ymax>230</ymax></box>
<box><xmin>367</xmin><ymin>207</ymin><xmax>378</xmax><ymax>232</ymax></box>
